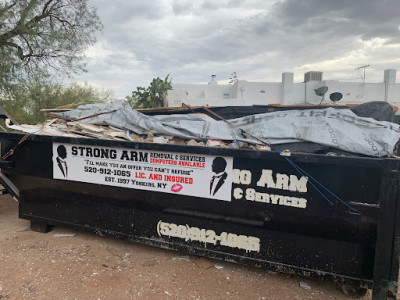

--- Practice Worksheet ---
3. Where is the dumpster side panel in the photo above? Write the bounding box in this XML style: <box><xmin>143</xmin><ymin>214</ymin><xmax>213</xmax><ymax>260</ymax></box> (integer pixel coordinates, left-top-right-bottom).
<box><xmin>0</xmin><ymin>132</ymin><xmax>398</xmax><ymax>290</ymax></box>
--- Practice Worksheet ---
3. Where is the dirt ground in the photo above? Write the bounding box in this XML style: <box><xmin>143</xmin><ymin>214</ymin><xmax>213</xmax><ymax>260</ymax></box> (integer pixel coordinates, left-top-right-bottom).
<box><xmin>0</xmin><ymin>194</ymin><xmax>374</xmax><ymax>300</ymax></box>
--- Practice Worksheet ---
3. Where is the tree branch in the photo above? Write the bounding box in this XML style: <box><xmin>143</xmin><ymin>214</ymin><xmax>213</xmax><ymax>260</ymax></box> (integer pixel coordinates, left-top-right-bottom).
<box><xmin>0</xmin><ymin>0</ymin><xmax>18</xmax><ymax>19</ymax></box>
<box><xmin>0</xmin><ymin>0</ymin><xmax>101</xmax><ymax>86</ymax></box>
<box><xmin>3</xmin><ymin>41</ymin><xmax>24</xmax><ymax>60</ymax></box>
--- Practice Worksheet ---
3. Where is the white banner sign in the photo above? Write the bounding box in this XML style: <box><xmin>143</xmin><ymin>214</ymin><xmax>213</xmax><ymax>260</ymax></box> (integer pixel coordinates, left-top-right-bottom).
<box><xmin>53</xmin><ymin>143</ymin><xmax>233</xmax><ymax>201</ymax></box>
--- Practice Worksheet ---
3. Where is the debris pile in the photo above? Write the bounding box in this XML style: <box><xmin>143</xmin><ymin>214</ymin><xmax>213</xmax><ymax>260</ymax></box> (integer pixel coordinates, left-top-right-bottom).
<box><xmin>5</xmin><ymin>116</ymin><xmax>269</xmax><ymax>150</ymax></box>
<box><xmin>5</xmin><ymin>100</ymin><xmax>400</xmax><ymax>157</ymax></box>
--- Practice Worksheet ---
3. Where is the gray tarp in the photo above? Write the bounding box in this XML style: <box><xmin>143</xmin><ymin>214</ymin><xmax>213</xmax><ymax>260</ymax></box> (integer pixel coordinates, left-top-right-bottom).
<box><xmin>54</xmin><ymin>101</ymin><xmax>400</xmax><ymax>157</ymax></box>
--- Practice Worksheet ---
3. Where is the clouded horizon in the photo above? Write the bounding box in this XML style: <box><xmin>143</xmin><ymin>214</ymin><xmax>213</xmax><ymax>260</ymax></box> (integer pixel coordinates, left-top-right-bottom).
<box><xmin>75</xmin><ymin>0</ymin><xmax>400</xmax><ymax>98</ymax></box>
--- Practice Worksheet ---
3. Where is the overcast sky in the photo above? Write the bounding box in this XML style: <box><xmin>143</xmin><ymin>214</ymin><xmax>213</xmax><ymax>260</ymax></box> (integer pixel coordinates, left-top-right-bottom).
<box><xmin>75</xmin><ymin>0</ymin><xmax>400</xmax><ymax>98</ymax></box>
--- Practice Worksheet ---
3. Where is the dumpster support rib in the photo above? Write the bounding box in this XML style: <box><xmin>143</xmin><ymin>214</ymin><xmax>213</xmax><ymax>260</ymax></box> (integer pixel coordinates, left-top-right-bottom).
<box><xmin>372</xmin><ymin>169</ymin><xmax>400</xmax><ymax>299</ymax></box>
<box><xmin>0</xmin><ymin>170</ymin><xmax>19</xmax><ymax>199</ymax></box>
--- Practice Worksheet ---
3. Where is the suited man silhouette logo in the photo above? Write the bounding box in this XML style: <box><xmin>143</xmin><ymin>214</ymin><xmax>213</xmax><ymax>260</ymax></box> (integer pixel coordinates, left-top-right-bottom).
<box><xmin>56</xmin><ymin>145</ymin><xmax>68</xmax><ymax>177</ymax></box>
<box><xmin>210</xmin><ymin>157</ymin><xmax>227</xmax><ymax>196</ymax></box>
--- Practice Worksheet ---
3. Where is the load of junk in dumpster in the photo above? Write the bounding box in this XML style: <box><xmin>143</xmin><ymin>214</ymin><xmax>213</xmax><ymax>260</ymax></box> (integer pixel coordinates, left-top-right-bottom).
<box><xmin>1</xmin><ymin>100</ymin><xmax>400</xmax><ymax>299</ymax></box>
<box><xmin>5</xmin><ymin>100</ymin><xmax>400</xmax><ymax>158</ymax></box>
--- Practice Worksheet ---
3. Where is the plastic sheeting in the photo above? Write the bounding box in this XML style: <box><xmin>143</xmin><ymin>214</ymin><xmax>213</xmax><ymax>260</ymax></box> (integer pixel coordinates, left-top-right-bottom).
<box><xmin>54</xmin><ymin>101</ymin><xmax>400</xmax><ymax>157</ymax></box>
<box><xmin>143</xmin><ymin>101</ymin><xmax>397</xmax><ymax>123</ymax></box>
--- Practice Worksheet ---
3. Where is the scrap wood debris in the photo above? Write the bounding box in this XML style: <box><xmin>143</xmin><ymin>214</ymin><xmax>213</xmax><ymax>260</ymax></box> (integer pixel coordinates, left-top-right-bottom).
<box><xmin>5</xmin><ymin>100</ymin><xmax>400</xmax><ymax>157</ymax></box>
<box><xmin>5</xmin><ymin>117</ymin><xmax>266</xmax><ymax>149</ymax></box>
<box><xmin>5</xmin><ymin>101</ymin><xmax>271</xmax><ymax>150</ymax></box>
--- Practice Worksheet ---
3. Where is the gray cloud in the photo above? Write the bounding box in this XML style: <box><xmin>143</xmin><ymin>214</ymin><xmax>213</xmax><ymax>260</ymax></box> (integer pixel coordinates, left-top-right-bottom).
<box><xmin>75</xmin><ymin>0</ymin><xmax>400</xmax><ymax>97</ymax></box>
<box><xmin>270</xmin><ymin>0</ymin><xmax>400</xmax><ymax>40</ymax></box>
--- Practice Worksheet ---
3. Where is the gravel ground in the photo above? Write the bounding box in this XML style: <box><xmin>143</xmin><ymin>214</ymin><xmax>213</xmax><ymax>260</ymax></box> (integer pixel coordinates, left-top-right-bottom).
<box><xmin>0</xmin><ymin>194</ymin><xmax>374</xmax><ymax>300</ymax></box>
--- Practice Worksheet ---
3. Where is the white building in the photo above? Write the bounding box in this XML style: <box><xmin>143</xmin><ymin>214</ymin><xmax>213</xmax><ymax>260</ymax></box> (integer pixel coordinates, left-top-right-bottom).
<box><xmin>166</xmin><ymin>69</ymin><xmax>400</xmax><ymax>112</ymax></box>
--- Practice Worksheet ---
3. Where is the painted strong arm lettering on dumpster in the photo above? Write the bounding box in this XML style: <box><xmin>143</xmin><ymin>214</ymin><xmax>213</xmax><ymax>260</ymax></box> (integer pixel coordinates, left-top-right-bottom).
<box><xmin>233</xmin><ymin>169</ymin><xmax>309</xmax><ymax>209</ymax></box>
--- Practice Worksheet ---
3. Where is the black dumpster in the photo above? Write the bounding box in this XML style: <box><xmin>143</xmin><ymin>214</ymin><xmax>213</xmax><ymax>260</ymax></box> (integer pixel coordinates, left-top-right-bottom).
<box><xmin>0</xmin><ymin>132</ymin><xmax>399</xmax><ymax>299</ymax></box>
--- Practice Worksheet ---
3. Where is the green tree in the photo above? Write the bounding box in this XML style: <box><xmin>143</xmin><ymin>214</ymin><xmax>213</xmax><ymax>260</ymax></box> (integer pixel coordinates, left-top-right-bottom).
<box><xmin>128</xmin><ymin>75</ymin><xmax>172</xmax><ymax>108</ymax></box>
<box><xmin>0</xmin><ymin>81</ymin><xmax>114</xmax><ymax>124</ymax></box>
<box><xmin>0</xmin><ymin>0</ymin><xmax>102</xmax><ymax>91</ymax></box>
